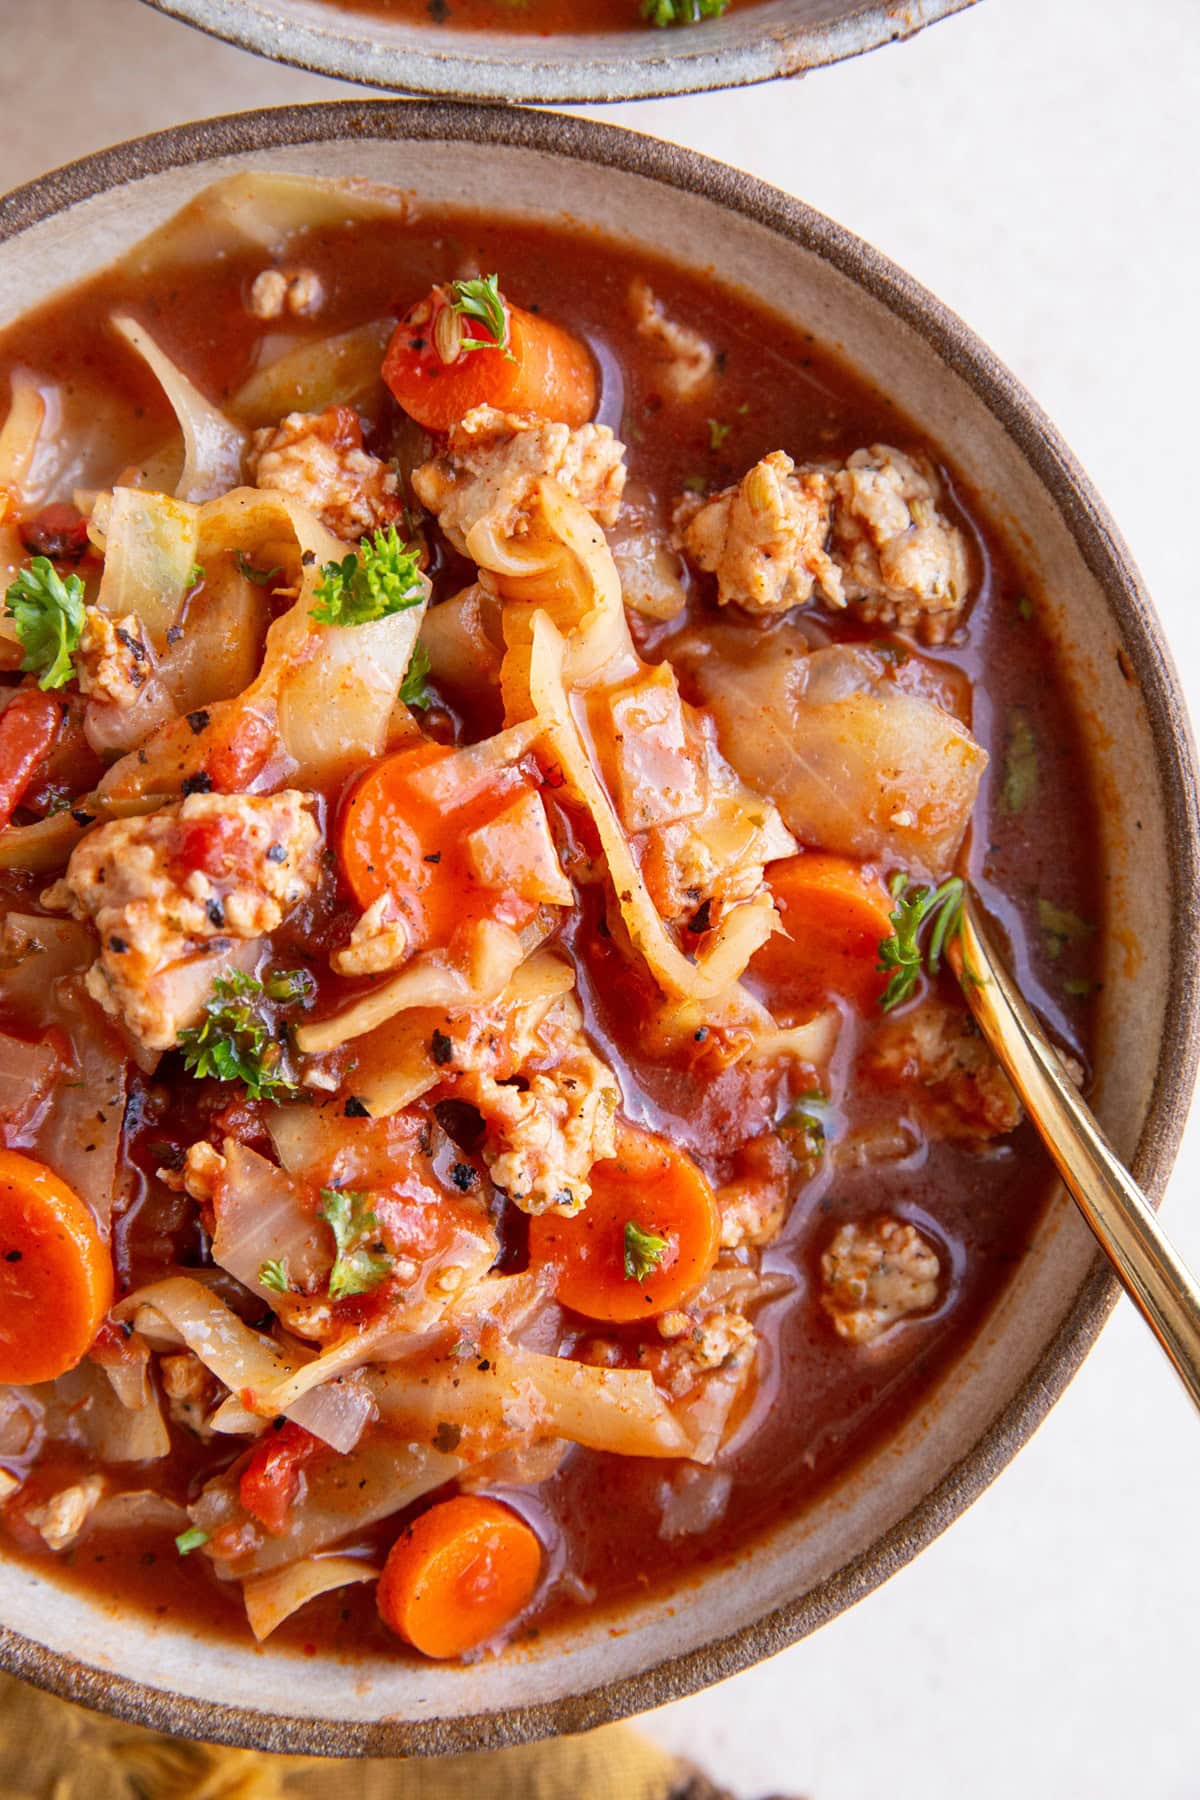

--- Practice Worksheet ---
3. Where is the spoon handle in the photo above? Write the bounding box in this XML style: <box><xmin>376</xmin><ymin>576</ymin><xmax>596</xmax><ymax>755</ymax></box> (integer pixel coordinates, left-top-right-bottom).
<box><xmin>955</xmin><ymin>892</ymin><xmax>1200</xmax><ymax>1411</ymax></box>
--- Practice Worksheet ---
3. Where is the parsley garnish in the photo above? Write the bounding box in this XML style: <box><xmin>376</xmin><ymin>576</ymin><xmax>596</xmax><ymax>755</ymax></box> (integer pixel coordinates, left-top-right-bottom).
<box><xmin>623</xmin><ymin>1219</ymin><xmax>669</xmax><ymax>1283</ymax></box>
<box><xmin>642</xmin><ymin>0</ymin><xmax>728</xmax><ymax>25</ymax></box>
<box><xmin>5</xmin><ymin>557</ymin><xmax>86</xmax><ymax>689</ymax></box>
<box><xmin>318</xmin><ymin>1187</ymin><xmax>394</xmax><ymax>1300</ymax></box>
<box><xmin>877</xmin><ymin>874</ymin><xmax>965</xmax><ymax>1011</ymax></box>
<box><xmin>999</xmin><ymin>708</ymin><xmax>1038</xmax><ymax>814</ymax></box>
<box><xmin>263</xmin><ymin>968</ymin><xmax>315</xmax><ymax>1006</ymax></box>
<box><xmin>258</xmin><ymin>1257</ymin><xmax>290</xmax><ymax>1294</ymax></box>
<box><xmin>1037</xmin><ymin>897</ymin><xmax>1093</xmax><ymax>961</ymax></box>
<box><xmin>234</xmin><ymin>551</ymin><xmax>282</xmax><ymax>588</ymax></box>
<box><xmin>187</xmin><ymin>562</ymin><xmax>206</xmax><ymax>589</ymax></box>
<box><xmin>310</xmin><ymin>526</ymin><xmax>424</xmax><ymax>628</ymax></box>
<box><xmin>176</xmin><ymin>970</ymin><xmax>302</xmax><ymax>1101</ymax></box>
<box><xmin>449</xmin><ymin>275</ymin><xmax>515</xmax><ymax>360</ymax></box>
<box><xmin>778</xmin><ymin>1090</ymin><xmax>830</xmax><ymax>1171</ymax></box>
<box><xmin>707</xmin><ymin>418</ymin><xmax>731</xmax><ymax>452</ymax></box>
<box><xmin>175</xmin><ymin>1526</ymin><xmax>209</xmax><ymax>1556</ymax></box>
<box><xmin>398</xmin><ymin>639</ymin><xmax>434</xmax><ymax>711</ymax></box>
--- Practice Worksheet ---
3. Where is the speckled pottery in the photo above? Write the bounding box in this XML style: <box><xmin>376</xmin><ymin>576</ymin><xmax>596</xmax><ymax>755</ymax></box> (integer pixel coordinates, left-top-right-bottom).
<box><xmin>136</xmin><ymin>0</ymin><xmax>980</xmax><ymax>104</ymax></box>
<box><xmin>0</xmin><ymin>102</ymin><xmax>1196</xmax><ymax>1757</ymax></box>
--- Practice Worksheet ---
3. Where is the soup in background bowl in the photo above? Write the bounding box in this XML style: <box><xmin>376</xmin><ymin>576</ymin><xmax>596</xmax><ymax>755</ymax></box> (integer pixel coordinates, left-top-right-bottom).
<box><xmin>136</xmin><ymin>0</ymin><xmax>980</xmax><ymax>103</ymax></box>
<box><xmin>0</xmin><ymin>101</ymin><xmax>1195</xmax><ymax>1756</ymax></box>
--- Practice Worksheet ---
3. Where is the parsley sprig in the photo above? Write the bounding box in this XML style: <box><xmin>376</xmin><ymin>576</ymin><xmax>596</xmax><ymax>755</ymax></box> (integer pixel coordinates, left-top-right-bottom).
<box><xmin>258</xmin><ymin>1257</ymin><xmax>291</xmax><ymax>1294</ymax></box>
<box><xmin>398</xmin><ymin>640</ymin><xmax>434</xmax><ymax>711</ymax></box>
<box><xmin>449</xmin><ymin>275</ymin><xmax>515</xmax><ymax>361</ymax></box>
<box><xmin>877</xmin><ymin>874</ymin><xmax>965</xmax><ymax>1011</ymax></box>
<box><xmin>318</xmin><ymin>1187</ymin><xmax>394</xmax><ymax>1300</ymax></box>
<box><xmin>623</xmin><ymin>1219</ymin><xmax>669</xmax><ymax>1283</ymax></box>
<box><xmin>310</xmin><ymin>526</ymin><xmax>424</xmax><ymax>628</ymax></box>
<box><xmin>5</xmin><ymin>557</ymin><xmax>86</xmax><ymax>689</ymax></box>
<box><xmin>176</xmin><ymin>970</ymin><xmax>306</xmax><ymax>1100</ymax></box>
<box><xmin>641</xmin><ymin>0</ymin><xmax>728</xmax><ymax>25</ymax></box>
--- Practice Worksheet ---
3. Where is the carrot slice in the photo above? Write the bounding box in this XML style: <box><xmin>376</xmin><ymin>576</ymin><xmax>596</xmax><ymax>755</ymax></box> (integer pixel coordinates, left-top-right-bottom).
<box><xmin>377</xmin><ymin>1495</ymin><xmax>542</xmax><ymax>1660</ymax></box>
<box><xmin>383</xmin><ymin>286</ymin><xmax>596</xmax><ymax>432</ymax></box>
<box><xmin>335</xmin><ymin>741</ymin><xmax>538</xmax><ymax>950</ymax></box>
<box><xmin>528</xmin><ymin>1119</ymin><xmax>720</xmax><ymax>1324</ymax></box>
<box><xmin>0</xmin><ymin>1148</ymin><xmax>112</xmax><ymax>1383</ymax></box>
<box><xmin>751</xmin><ymin>852</ymin><xmax>895</xmax><ymax>1015</ymax></box>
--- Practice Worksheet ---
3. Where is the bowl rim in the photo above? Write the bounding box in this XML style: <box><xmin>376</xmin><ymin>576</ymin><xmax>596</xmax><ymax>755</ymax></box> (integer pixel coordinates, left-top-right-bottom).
<box><xmin>1</xmin><ymin>98</ymin><xmax>1198</xmax><ymax>1757</ymax></box>
<box><xmin>133</xmin><ymin>0</ymin><xmax>980</xmax><ymax>106</ymax></box>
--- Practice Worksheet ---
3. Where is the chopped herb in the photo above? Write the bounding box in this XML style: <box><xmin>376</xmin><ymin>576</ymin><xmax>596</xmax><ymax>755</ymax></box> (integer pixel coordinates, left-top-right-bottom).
<box><xmin>877</xmin><ymin>873</ymin><xmax>965</xmax><ymax>1011</ymax></box>
<box><xmin>778</xmin><ymin>1089</ymin><xmax>830</xmax><ymax>1171</ymax></box>
<box><xmin>707</xmin><ymin>418</ymin><xmax>731</xmax><ymax>452</ymax></box>
<box><xmin>174</xmin><ymin>1527</ymin><xmax>209</xmax><ymax>1557</ymax></box>
<box><xmin>263</xmin><ymin>968</ymin><xmax>315</xmax><ymax>1006</ymax></box>
<box><xmin>398</xmin><ymin>639</ymin><xmax>434</xmax><ymax>711</ymax></box>
<box><xmin>4</xmin><ymin>557</ymin><xmax>85</xmax><ymax>689</ymax></box>
<box><xmin>258</xmin><ymin>1257</ymin><xmax>290</xmax><ymax>1294</ymax></box>
<box><xmin>870</xmin><ymin>639</ymin><xmax>910</xmax><ymax>667</ymax></box>
<box><xmin>187</xmin><ymin>562</ymin><xmax>205</xmax><ymax>589</ymax></box>
<box><xmin>1063</xmin><ymin>977</ymin><xmax>1098</xmax><ymax>998</ymax></box>
<box><xmin>681</xmin><ymin>474</ymin><xmax>707</xmax><ymax>494</ymax></box>
<box><xmin>1037</xmin><ymin>897</ymin><xmax>1093</xmax><ymax>961</ymax></box>
<box><xmin>176</xmin><ymin>971</ymin><xmax>298</xmax><ymax>1101</ymax></box>
<box><xmin>642</xmin><ymin>0</ymin><xmax>728</xmax><ymax>24</ymax></box>
<box><xmin>310</xmin><ymin>526</ymin><xmax>424</xmax><ymax>628</ymax></box>
<box><xmin>623</xmin><ymin>1219</ymin><xmax>669</xmax><ymax>1283</ymax></box>
<box><xmin>449</xmin><ymin>275</ymin><xmax>515</xmax><ymax>360</ymax></box>
<box><xmin>1016</xmin><ymin>594</ymin><xmax>1034</xmax><ymax>621</ymax></box>
<box><xmin>432</xmin><ymin>1420</ymin><xmax>463</xmax><ymax>1454</ymax></box>
<box><xmin>999</xmin><ymin>708</ymin><xmax>1038</xmax><ymax>814</ymax></box>
<box><xmin>234</xmin><ymin>551</ymin><xmax>283</xmax><ymax>587</ymax></box>
<box><xmin>318</xmin><ymin>1186</ymin><xmax>393</xmax><ymax>1301</ymax></box>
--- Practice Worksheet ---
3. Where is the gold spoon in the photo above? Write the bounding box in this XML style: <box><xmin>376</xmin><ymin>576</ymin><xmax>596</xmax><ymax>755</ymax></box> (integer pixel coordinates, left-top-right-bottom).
<box><xmin>951</xmin><ymin>888</ymin><xmax>1200</xmax><ymax>1409</ymax></box>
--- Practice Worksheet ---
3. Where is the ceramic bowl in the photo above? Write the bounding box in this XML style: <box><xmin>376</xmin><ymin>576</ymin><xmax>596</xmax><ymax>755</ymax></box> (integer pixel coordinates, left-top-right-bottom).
<box><xmin>137</xmin><ymin>0</ymin><xmax>980</xmax><ymax>104</ymax></box>
<box><xmin>0</xmin><ymin>100</ymin><xmax>1196</xmax><ymax>1756</ymax></box>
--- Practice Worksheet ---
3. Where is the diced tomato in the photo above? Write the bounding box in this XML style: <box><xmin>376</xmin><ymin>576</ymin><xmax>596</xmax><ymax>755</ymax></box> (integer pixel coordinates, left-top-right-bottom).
<box><xmin>203</xmin><ymin>710</ymin><xmax>275</xmax><ymax>794</ymax></box>
<box><xmin>0</xmin><ymin>690</ymin><xmax>63</xmax><ymax>830</ymax></box>
<box><xmin>19</xmin><ymin>503</ymin><xmax>90</xmax><ymax>564</ymax></box>
<box><xmin>238</xmin><ymin>1421</ymin><xmax>323</xmax><ymax>1536</ymax></box>
<box><xmin>19</xmin><ymin>694</ymin><xmax>105</xmax><ymax>815</ymax></box>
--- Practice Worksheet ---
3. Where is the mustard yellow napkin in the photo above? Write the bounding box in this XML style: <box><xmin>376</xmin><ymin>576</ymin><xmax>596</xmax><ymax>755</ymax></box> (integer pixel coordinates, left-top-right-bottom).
<box><xmin>0</xmin><ymin>1671</ymin><xmax>721</xmax><ymax>1800</ymax></box>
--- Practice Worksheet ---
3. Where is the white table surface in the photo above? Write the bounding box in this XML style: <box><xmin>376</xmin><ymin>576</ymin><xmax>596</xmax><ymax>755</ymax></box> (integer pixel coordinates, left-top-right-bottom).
<box><xmin>2</xmin><ymin>0</ymin><xmax>1198</xmax><ymax>1793</ymax></box>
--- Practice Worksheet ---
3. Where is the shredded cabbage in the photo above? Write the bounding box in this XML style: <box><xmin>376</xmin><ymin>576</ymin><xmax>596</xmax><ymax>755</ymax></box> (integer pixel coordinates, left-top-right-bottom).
<box><xmin>242</xmin><ymin>1554</ymin><xmax>380</xmax><ymax>1642</ymax></box>
<box><xmin>111</xmin><ymin>316</ymin><xmax>246</xmax><ymax>503</ymax></box>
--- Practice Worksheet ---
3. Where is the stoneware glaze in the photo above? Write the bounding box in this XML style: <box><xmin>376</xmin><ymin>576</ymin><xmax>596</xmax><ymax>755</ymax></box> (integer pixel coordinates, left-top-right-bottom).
<box><xmin>0</xmin><ymin>101</ymin><xmax>1196</xmax><ymax>1756</ymax></box>
<box><xmin>136</xmin><ymin>0</ymin><xmax>980</xmax><ymax>105</ymax></box>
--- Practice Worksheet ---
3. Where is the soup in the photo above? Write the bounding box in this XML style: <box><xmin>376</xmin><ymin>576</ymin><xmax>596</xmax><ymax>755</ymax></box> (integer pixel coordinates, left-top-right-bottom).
<box><xmin>0</xmin><ymin>175</ymin><xmax>1098</xmax><ymax>1663</ymax></box>
<box><xmin>314</xmin><ymin>0</ymin><xmax>743</xmax><ymax>36</ymax></box>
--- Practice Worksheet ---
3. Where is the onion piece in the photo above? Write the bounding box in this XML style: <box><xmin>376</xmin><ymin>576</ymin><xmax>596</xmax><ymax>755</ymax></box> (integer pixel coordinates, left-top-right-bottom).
<box><xmin>111</xmin><ymin>315</ymin><xmax>246</xmax><ymax>503</ymax></box>
<box><xmin>0</xmin><ymin>1031</ymin><xmax>59</xmax><ymax>1128</ymax></box>
<box><xmin>193</xmin><ymin>1430</ymin><xmax>461</xmax><ymax>1578</ymax></box>
<box><xmin>90</xmin><ymin>486</ymin><xmax>200</xmax><ymax>649</ymax></box>
<box><xmin>210</xmin><ymin>1139</ymin><xmax>330</xmax><ymax>1306</ymax></box>
<box><xmin>525</xmin><ymin>609</ymin><xmax>777</xmax><ymax>1001</ymax></box>
<box><xmin>0</xmin><ymin>369</ymin><xmax>46</xmax><ymax>497</ymax></box>
<box><xmin>232</xmin><ymin>320</ymin><xmax>393</xmax><ymax>428</ymax></box>
<box><xmin>89</xmin><ymin>1490</ymin><xmax>190</xmax><ymax>1534</ymax></box>
<box><xmin>242</xmin><ymin>1554</ymin><xmax>380</xmax><ymax>1642</ymax></box>
<box><xmin>39</xmin><ymin>1361</ymin><xmax>169</xmax><ymax>1463</ymax></box>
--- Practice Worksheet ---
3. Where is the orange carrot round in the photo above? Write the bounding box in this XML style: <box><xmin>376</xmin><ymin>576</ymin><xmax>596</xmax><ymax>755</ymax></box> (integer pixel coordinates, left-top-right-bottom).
<box><xmin>752</xmin><ymin>852</ymin><xmax>895</xmax><ymax>1015</ymax></box>
<box><xmin>0</xmin><ymin>1149</ymin><xmax>112</xmax><ymax>1384</ymax></box>
<box><xmin>528</xmin><ymin>1119</ymin><xmax>720</xmax><ymax>1323</ymax></box>
<box><xmin>377</xmin><ymin>1495</ymin><xmax>542</xmax><ymax>1660</ymax></box>
<box><xmin>336</xmin><ymin>741</ymin><xmax>538</xmax><ymax>951</ymax></box>
<box><xmin>383</xmin><ymin>285</ymin><xmax>596</xmax><ymax>432</ymax></box>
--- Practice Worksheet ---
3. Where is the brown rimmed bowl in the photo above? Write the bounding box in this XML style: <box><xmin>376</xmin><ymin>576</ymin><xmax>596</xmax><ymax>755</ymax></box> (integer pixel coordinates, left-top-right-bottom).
<box><xmin>0</xmin><ymin>100</ymin><xmax>1196</xmax><ymax>1756</ymax></box>
<box><xmin>136</xmin><ymin>0</ymin><xmax>980</xmax><ymax>105</ymax></box>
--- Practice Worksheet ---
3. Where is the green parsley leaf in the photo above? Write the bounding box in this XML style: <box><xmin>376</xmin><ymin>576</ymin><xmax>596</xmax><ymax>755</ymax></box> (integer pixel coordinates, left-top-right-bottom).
<box><xmin>1037</xmin><ymin>897</ymin><xmax>1093</xmax><ymax>961</ymax></box>
<box><xmin>778</xmin><ymin>1089</ymin><xmax>831</xmax><ymax>1171</ymax></box>
<box><xmin>398</xmin><ymin>639</ymin><xmax>434</xmax><ymax>711</ymax></box>
<box><xmin>623</xmin><ymin>1218</ymin><xmax>669</xmax><ymax>1283</ymax></box>
<box><xmin>187</xmin><ymin>562</ymin><xmax>206</xmax><ymax>589</ymax></box>
<box><xmin>1063</xmin><ymin>977</ymin><xmax>1098</xmax><ymax>998</ymax></box>
<box><xmin>235</xmin><ymin>550</ymin><xmax>283</xmax><ymax>588</ymax></box>
<box><xmin>877</xmin><ymin>873</ymin><xmax>965</xmax><ymax>1011</ymax></box>
<box><xmin>707</xmin><ymin>418</ymin><xmax>732</xmax><ymax>452</ymax></box>
<box><xmin>175</xmin><ymin>1526</ymin><xmax>209</xmax><ymax>1556</ymax></box>
<box><xmin>258</xmin><ymin>1257</ymin><xmax>291</xmax><ymax>1294</ymax></box>
<box><xmin>176</xmin><ymin>971</ymin><xmax>298</xmax><ymax>1101</ymax></box>
<box><xmin>263</xmin><ymin>967</ymin><xmax>315</xmax><ymax>1006</ymax></box>
<box><xmin>449</xmin><ymin>275</ymin><xmax>515</xmax><ymax>360</ymax></box>
<box><xmin>5</xmin><ymin>557</ymin><xmax>86</xmax><ymax>690</ymax></box>
<box><xmin>310</xmin><ymin>526</ymin><xmax>424</xmax><ymax>628</ymax></box>
<box><xmin>641</xmin><ymin>0</ymin><xmax>728</xmax><ymax>26</ymax></box>
<box><xmin>999</xmin><ymin>707</ymin><xmax>1038</xmax><ymax>814</ymax></box>
<box><xmin>318</xmin><ymin>1186</ymin><xmax>394</xmax><ymax>1301</ymax></box>
<box><xmin>1015</xmin><ymin>594</ymin><xmax>1034</xmax><ymax>622</ymax></box>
